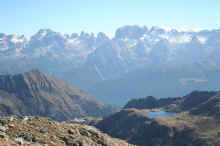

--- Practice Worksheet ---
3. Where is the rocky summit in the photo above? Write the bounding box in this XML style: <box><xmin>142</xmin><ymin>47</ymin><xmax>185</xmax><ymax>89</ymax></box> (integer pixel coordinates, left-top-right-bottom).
<box><xmin>0</xmin><ymin>115</ymin><xmax>133</xmax><ymax>146</ymax></box>
<box><xmin>0</xmin><ymin>70</ymin><xmax>117</xmax><ymax>121</ymax></box>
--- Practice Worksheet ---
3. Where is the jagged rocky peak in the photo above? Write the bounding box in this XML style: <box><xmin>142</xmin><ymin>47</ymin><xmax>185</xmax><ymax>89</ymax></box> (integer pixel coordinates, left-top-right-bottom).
<box><xmin>0</xmin><ymin>33</ymin><xmax>6</xmax><ymax>38</ymax></box>
<box><xmin>0</xmin><ymin>33</ymin><xmax>27</xmax><ymax>45</ymax></box>
<box><xmin>31</xmin><ymin>29</ymin><xmax>65</xmax><ymax>41</ymax></box>
<box><xmin>36</xmin><ymin>28</ymin><xmax>54</xmax><ymax>36</ymax></box>
<box><xmin>70</xmin><ymin>32</ymin><xmax>79</xmax><ymax>38</ymax></box>
<box><xmin>0</xmin><ymin>70</ymin><xmax>118</xmax><ymax>121</ymax></box>
<box><xmin>0</xmin><ymin>69</ymin><xmax>53</xmax><ymax>93</ymax></box>
<box><xmin>97</xmin><ymin>32</ymin><xmax>109</xmax><ymax>42</ymax></box>
<box><xmin>115</xmin><ymin>25</ymin><xmax>148</xmax><ymax>39</ymax></box>
<box><xmin>149</xmin><ymin>26</ymin><xmax>166</xmax><ymax>34</ymax></box>
<box><xmin>79</xmin><ymin>31</ymin><xmax>93</xmax><ymax>39</ymax></box>
<box><xmin>1</xmin><ymin>26</ymin><xmax>220</xmax><ymax>106</ymax></box>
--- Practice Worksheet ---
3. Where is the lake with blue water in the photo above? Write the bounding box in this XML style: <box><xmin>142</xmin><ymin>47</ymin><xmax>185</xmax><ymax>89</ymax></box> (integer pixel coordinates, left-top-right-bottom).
<box><xmin>147</xmin><ymin>111</ymin><xmax>175</xmax><ymax>118</ymax></box>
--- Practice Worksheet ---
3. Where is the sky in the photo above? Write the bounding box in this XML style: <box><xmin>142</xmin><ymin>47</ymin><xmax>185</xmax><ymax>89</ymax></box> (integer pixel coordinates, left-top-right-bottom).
<box><xmin>0</xmin><ymin>0</ymin><xmax>220</xmax><ymax>37</ymax></box>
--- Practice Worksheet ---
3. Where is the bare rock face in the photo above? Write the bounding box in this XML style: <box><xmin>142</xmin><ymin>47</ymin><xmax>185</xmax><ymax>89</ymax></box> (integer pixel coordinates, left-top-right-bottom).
<box><xmin>0</xmin><ymin>70</ymin><xmax>117</xmax><ymax>121</ymax></box>
<box><xmin>0</xmin><ymin>116</ymin><xmax>133</xmax><ymax>146</ymax></box>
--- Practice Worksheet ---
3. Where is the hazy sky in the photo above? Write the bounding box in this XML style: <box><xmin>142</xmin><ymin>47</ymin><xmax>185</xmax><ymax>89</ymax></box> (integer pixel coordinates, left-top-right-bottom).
<box><xmin>0</xmin><ymin>0</ymin><xmax>220</xmax><ymax>37</ymax></box>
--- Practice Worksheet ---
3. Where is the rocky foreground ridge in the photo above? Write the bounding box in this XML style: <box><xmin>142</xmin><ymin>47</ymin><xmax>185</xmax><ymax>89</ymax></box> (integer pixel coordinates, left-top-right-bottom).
<box><xmin>0</xmin><ymin>115</ymin><xmax>133</xmax><ymax>146</ymax></box>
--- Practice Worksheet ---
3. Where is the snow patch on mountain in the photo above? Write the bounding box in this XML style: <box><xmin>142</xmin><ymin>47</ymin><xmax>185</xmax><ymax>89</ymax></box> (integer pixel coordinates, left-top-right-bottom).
<box><xmin>94</xmin><ymin>64</ymin><xmax>105</xmax><ymax>80</ymax></box>
<box><xmin>37</xmin><ymin>30</ymin><xmax>48</xmax><ymax>40</ymax></box>
<box><xmin>66</xmin><ymin>38</ymin><xmax>80</xmax><ymax>45</ymax></box>
<box><xmin>197</xmin><ymin>36</ymin><xmax>207</xmax><ymax>44</ymax></box>
<box><xmin>0</xmin><ymin>25</ymin><xmax>220</xmax><ymax>78</ymax></box>
<box><xmin>10</xmin><ymin>36</ymin><xmax>25</xmax><ymax>43</ymax></box>
<box><xmin>159</xmin><ymin>34</ymin><xmax>192</xmax><ymax>43</ymax></box>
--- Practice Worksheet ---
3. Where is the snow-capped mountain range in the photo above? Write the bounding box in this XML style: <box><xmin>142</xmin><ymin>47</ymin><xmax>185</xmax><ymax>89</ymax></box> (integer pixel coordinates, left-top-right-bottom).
<box><xmin>1</xmin><ymin>25</ymin><xmax>220</xmax><ymax>105</ymax></box>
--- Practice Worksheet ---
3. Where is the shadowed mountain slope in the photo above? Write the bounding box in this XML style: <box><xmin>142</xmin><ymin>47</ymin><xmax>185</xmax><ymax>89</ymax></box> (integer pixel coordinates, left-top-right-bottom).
<box><xmin>96</xmin><ymin>109</ymin><xmax>212</xmax><ymax>146</ymax></box>
<box><xmin>96</xmin><ymin>91</ymin><xmax>220</xmax><ymax>146</ymax></box>
<box><xmin>0</xmin><ymin>70</ymin><xmax>117</xmax><ymax>121</ymax></box>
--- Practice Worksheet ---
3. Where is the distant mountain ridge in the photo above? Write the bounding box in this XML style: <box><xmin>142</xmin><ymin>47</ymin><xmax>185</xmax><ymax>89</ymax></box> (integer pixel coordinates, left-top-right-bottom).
<box><xmin>123</xmin><ymin>90</ymin><xmax>220</xmax><ymax>117</ymax></box>
<box><xmin>1</xmin><ymin>25</ymin><xmax>220</xmax><ymax>105</ymax></box>
<box><xmin>0</xmin><ymin>70</ymin><xmax>117</xmax><ymax>121</ymax></box>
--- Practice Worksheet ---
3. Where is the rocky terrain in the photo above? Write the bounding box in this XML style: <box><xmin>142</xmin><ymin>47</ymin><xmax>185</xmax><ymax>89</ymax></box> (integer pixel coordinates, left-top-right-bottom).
<box><xmin>124</xmin><ymin>91</ymin><xmax>220</xmax><ymax>114</ymax></box>
<box><xmin>0</xmin><ymin>115</ymin><xmax>133</xmax><ymax>146</ymax></box>
<box><xmin>97</xmin><ymin>108</ymin><xmax>220</xmax><ymax>146</ymax></box>
<box><xmin>0</xmin><ymin>70</ymin><xmax>117</xmax><ymax>121</ymax></box>
<box><xmin>189</xmin><ymin>92</ymin><xmax>220</xmax><ymax>118</ymax></box>
<box><xmin>0</xmin><ymin>71</ymin><xmax>219</xmax><ymax>146</ymax></box>
<box><xmin>1</xmin><ymin>26</ymin><xmax>220</xmax><ymax>105</ymax></box>
<box><xmin>96</xmin><ymin>91</ymin><xmax>220</xmax><ymax>146</ymax></box>
<box><xmin>124</xmin><ymin>96</ymin><xmax>179</xmax><ymax>109</ymax></box>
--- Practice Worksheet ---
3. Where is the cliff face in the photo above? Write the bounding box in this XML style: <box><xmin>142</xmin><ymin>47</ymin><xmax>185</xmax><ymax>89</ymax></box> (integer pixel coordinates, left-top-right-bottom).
<box><xmin>0</xmin><ymin>116</ymin><xmax>133</xmax><ymax>146</ymax></box>
<box><xmin>0</xmin><ymin>70</ymin><xmax>117</xmax><ymax>121</ymax></box>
